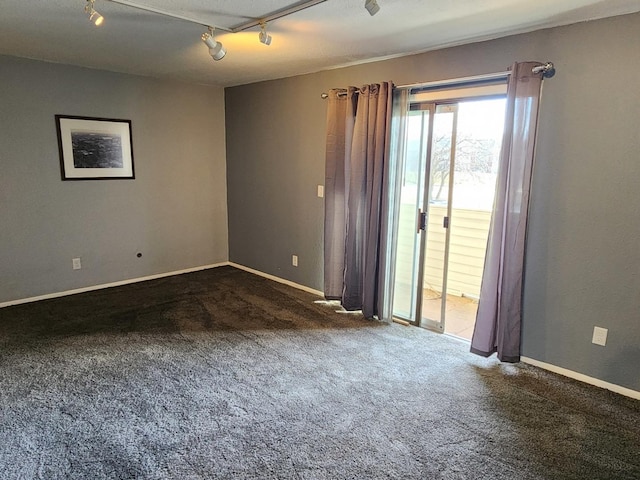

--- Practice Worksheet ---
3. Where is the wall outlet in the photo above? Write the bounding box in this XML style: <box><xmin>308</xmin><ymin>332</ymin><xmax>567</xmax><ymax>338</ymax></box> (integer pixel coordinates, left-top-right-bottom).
<box><xmin>292</xmin><ymin>255</ymin><xmax>298</xmax><ymax>267</ymax></box>
<box><xmin>72</xmin><ymin>257</ymin><xmax>82</xmax><ymax>270</ymax></box>
<box><xmin>592</xmin><ymin>326</ymin><xmax>608</xmax><ymax>346</ymax></box>
<box><xmin>317</xmin><ymin>185</ymin><xmax>324</xmax><ymax>198</ymax></box>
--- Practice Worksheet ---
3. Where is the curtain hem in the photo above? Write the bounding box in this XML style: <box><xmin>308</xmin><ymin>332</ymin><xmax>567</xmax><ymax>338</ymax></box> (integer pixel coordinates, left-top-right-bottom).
<box><xmin>470</xmin><ymin>346</ymin><xmax>520</xmax><ymax>363</ymax></box>
<box><xmin>470</xmin><ymin>346</ymin><xmax>495</xmax><ymax>357</ymax></box>
<box><xmin>497</xmin><ymin>354</ymin><xmax>520</xmax><ymax>363</ymax></box>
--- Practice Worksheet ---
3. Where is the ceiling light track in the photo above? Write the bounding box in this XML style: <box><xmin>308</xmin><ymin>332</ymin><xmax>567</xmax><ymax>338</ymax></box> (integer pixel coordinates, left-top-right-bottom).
<box><xmin>105</xmin><ymin>0</ymin><xmax>231</xmax><ymax>31</ymax></box>
<box><xmin>230</xmin><ymin>0</ymin><xmax>328</xmax><ymax>33</ymax></box>
<box><xmin>103</xmin><ymin>0</ymin><xmax>330</xmax><ymax>33</ymax></box>
<box><xmin>85</xmin><ymin>0</ymin><xmax>377</xmax><ymax>62</ymax></box>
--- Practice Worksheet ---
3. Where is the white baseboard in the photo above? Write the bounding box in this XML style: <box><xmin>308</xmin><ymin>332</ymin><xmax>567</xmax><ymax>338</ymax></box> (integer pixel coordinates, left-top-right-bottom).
<box><xmin>228</xmin><ymin>262</ymin><xmax>324</xmax><ymax>297</ymax></box>
<box><xmin>0</xmin><ymin>262</ymin><xmax>230</xmax><ymax>308</ymax></box>
<box><xmin>521</xmin><ymin>356</ymin><xmax>640</xmax><ymax>400</ymax></box>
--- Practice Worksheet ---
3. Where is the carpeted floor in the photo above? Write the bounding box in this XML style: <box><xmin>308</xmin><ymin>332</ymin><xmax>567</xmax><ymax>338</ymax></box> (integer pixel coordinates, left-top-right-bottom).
<box><xmin>0</xmin><ymin>266</ymin><xmax>638</xmax><ymax>479</ymax></box>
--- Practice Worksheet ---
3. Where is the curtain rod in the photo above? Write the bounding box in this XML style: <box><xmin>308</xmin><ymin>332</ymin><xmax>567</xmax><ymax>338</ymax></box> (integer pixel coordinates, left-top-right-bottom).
<box><xmin>320</xmin><ymin>62</ymin><xmax>555</xmax><ymax>99</ymax></box>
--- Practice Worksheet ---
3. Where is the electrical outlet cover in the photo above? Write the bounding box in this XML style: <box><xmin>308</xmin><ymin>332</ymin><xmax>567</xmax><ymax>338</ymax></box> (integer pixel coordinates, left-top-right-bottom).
<box><xmin>592</xmin><ymin>326</ymin><xmax>608</xmax><ymax>346</ymax></box>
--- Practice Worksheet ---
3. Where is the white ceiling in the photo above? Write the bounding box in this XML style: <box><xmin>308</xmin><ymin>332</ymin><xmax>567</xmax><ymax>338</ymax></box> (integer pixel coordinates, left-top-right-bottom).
<box><xmin>1</xmin><ymin>0</ymin><xmax>639</xmax><ymax>87</ymax></box>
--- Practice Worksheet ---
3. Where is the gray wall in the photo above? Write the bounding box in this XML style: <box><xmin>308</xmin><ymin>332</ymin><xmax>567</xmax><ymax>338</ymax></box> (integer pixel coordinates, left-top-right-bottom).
<box><xmin>0</xmin><ymin>56</ymin><xmax>228</xmax><ymax>304</ymax></box>
<box><xmin>226</xmin><ymin>13</ymin><xmax>640</xmax><ymax>391</ymax></box>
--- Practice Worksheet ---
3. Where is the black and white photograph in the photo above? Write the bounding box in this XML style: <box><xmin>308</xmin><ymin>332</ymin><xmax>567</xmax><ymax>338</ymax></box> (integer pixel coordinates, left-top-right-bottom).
<box><xmin>56</xmin><ymin>115</ymin><xmax>134</xmax><ymax>180</ymax></box>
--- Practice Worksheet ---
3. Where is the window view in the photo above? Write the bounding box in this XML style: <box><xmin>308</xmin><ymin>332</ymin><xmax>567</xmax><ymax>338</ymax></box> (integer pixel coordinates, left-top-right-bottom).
<box><xmin>430</xmin><ymin>100</ymin><xmax>504</xmax><ymax>209</ymax></box>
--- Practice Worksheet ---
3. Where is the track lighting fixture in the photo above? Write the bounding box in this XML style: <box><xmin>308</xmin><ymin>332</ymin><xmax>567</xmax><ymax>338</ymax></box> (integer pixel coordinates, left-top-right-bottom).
<box><xmin>85</xmin><ymin>0</ymin><xmax>104</xmax><ymax>26</ymax></box>
<box><xmin>201</xmin><ymin>28</ymin><xmax>226</xmax><ymax>61</ymax></box>
<box><xmin>259</xmin><ymin>22</ymin><xmax>272</xmax><ymax>46</ymax></box>
<box><xmin>86</xmin><ymin>1</ymin><xmax>375</xmax><ymax>63</ymax></box>
<box><xmin>364</xmin><ymin>0</ymin><xmax>380</xmax><ymax>16</ymax></box>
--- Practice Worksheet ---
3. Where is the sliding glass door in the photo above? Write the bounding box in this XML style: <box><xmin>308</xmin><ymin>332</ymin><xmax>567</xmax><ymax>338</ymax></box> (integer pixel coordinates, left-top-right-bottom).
<box><xmin>392</xmin><ymin>85</ymin><xmax>506</xmax><ymax>339</ymax></box>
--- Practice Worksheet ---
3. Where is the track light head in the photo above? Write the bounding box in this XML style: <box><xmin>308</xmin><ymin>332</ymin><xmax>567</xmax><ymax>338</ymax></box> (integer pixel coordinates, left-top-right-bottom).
<box><xmin>259</xmin><ymin>23</ymin><xmax>272</xmax><ymax>46</ymax></box>
<box><xmin>364</xmin><ymin>0</ymin><xmax>380</xmax><ymax>16</ymax></box>
<box><xmin>85</xmin><ymin>0</ymin><xmax>104</xmax><ymax>26</ymax></box>
<box><xmin>202</xmin><ymin>30</ymin><xmax>226</xmax><ymax>61</ymax></box>
<box><xmin>89</xmin><ymin>10</ymin><xmax>105</xmax><ymax>26</ymax></box>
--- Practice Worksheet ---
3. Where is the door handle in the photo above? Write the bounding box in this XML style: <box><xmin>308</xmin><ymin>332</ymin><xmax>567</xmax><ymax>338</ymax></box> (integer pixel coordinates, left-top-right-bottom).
<box><xmin>417</xmin><ymin>209</ymin><xmax>427</xmax><ymax>233</ymax></box>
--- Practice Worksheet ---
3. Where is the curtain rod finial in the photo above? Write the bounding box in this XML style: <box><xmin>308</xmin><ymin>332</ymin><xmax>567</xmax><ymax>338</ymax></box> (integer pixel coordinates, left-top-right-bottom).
<box><xmin>532</xmin><ymin>62</ymin><xmax>555</xmax><ymax>78</ymax></box>
<box><xmin>543</xmin><ymin>63</ymin><xmax>556</xmax><ymax>78</ymax></box>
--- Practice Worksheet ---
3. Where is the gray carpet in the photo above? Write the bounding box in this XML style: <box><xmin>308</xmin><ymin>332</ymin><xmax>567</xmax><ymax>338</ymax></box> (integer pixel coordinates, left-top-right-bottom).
<box><xmin>0</xmin><ymin>266</ymin><xmax>638</xmax><ymax>479</ymax></box>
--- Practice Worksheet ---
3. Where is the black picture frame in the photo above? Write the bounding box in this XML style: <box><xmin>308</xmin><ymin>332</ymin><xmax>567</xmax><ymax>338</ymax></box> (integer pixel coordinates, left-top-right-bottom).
<box><xmin>55</xmin><ymin>115</ymin><xmax>135</xmax><ymax>180</ymax></box>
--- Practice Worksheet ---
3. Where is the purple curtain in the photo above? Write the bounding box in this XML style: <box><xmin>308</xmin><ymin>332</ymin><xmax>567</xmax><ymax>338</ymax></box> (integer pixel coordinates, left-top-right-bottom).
<box><xmin>470</xmin><ymin>62</ymin><xmax>545</xmax><ymax>362</ymax></box>
<box><xmin>324</xmin><ymin>83</ymin><xmax>393</xmax><ymax>319</ymax></box>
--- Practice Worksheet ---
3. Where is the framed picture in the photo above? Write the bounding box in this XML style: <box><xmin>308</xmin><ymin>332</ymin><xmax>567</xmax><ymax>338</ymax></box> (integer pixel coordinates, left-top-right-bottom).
<box><xmin>55</xmin><ymin>115</ymin><xmax>135</xmax><ymax>180</ymax></box>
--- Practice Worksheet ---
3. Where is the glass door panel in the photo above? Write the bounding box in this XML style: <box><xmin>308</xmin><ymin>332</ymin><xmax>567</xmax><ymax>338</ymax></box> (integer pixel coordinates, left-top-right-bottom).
<box><xmin>420</xmin><ymin>104</ymin><xmax>457</xmax><ymax>331</ymax></box>
<box><xmin>443</xmin><ymin>98</ymin><xmax>506</xmax><ymax>339</ymax></box>
<box><xmin>392</xmin><ymin>109</ymin><xmax>431</xmax><ymax>321</ymax></box>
